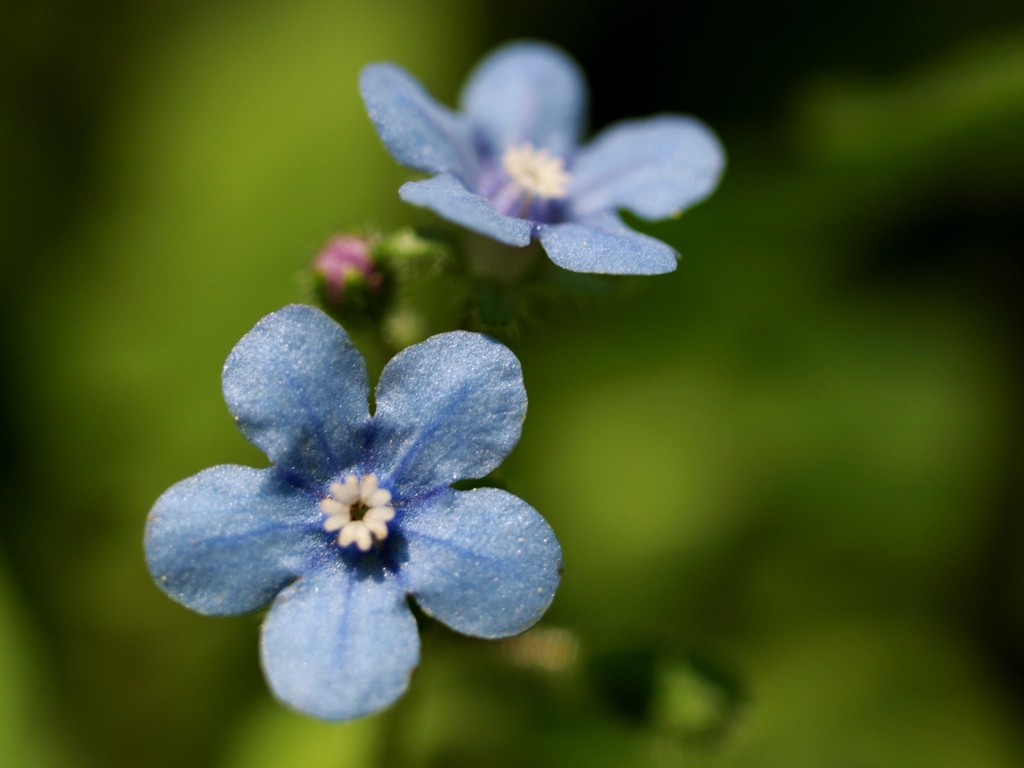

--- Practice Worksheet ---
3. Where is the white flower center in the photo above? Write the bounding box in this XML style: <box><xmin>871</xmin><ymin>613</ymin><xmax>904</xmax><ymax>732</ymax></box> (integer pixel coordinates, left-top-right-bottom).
<box><xmin>501</xmin><ymin>143</ymin><xmax>570</xmax><ymax>200</ymax></box>
<box><xmin>320</xmin><ymin>473</ymin><xmax>395</xmax><ymax>552</ymax></box>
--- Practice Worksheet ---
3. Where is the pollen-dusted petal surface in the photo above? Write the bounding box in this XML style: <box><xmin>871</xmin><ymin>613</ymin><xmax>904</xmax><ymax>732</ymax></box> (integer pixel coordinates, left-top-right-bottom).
<box><xmin>371</xmin><ymin>332</ymin><xmax>527</xmax><ymax>498</ymax></box>
<box><xmin>145</xmin><ymin>465</ymin><xmax>323</xmax><ymax>616</ymax></box>
<box><xmin>537</xmin><ymin>211</ymin><xmax>678</xmax><ymax>275</ymax></box>
<box><xmin>568</xmin><ymin>115</ymin><xmax>725</xmax><ymax>220</ymax></box>
<box><xmin>460</xmin><ymin>41</ymin><xmax>587</xmax><ymax>157</ymax></box>
<box><xmin>222</xmin><ymin>305</ymin><xmax>370</xmax><ymax>486</ymax></box>
<box><xmin>399</xmin><ymin>174</ymin><xmax>533</xmax><ymax>247</ymax></box>
<box><xmin>145</xmin><ymin>305</ymin><xmax>563</xmax><ymax>723</ymax></box>
<box><xmin>260</xmin><ymin>562</ymin><xmax>419</xmax><ymax>721</ymax></box>
<box><xmin>360</xmin><ymin>63</ymin><xmax>478</xmax><ymax>181</ymax></box>
<box><xmin>399</xmin><ymin>488</ymin><xmax>562</xmax><ymax>638</ymax></box>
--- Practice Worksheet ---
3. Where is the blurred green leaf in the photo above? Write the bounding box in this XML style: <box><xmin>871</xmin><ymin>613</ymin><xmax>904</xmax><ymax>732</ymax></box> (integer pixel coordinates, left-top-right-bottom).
<box><xmin>0</xmin><ymin>563</ymin><xmax>77</xmax><ymax>768</ymax></box>
<box><xmin>713</xmin><ymin>618</ymin><xmax>1024</xmax><ymax>768</ymax></box>
<box><xmin>12</xmin><ymin>0</ymin><xmax>480</xmax><ymax>764</ymax></box>
<box><xmin>4</xmin><ymin>5</ymin><xmax>1024</xmax><ymax>766</ymax></box>
<box><xmin>219</xmin><ymin>699</ymin><xmax>378</xmax><ymax>768</ymax></box>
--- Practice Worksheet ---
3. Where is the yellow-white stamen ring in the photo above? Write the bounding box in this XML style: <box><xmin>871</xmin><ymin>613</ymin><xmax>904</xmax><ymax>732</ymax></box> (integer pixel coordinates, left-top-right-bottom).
<box><xmin>319</xmin><ymin>473</ymin><xmax>395</xmax><ymax>552</ymax></box>
<box><xmin>501</xmin><ymin>143</ymin><xmax>570</xmax><ymax>200</ymax></box>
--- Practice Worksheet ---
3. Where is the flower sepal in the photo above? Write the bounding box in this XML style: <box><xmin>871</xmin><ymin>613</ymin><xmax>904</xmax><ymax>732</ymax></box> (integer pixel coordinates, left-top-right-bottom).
<box><xmin>374</xmin><ymin>227</ymin><xmax>452</xmax><ymax>268</ymax></box>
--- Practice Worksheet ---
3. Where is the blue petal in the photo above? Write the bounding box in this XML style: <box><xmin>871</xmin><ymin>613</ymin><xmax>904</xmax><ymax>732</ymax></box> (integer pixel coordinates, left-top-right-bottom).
<box><xmin>260</xmin><ymin>561</ymin><xmax>419</xmax><ymax>720</ymax></box>
<box><xmin>371</xmin><ymin>332</ymin><xmax>526</xmax><ymax>498</ymax></box>
<box><xmin>399</xmin><ymin>174</ymin><xmax>533</xmax><ymax>247</ymax></box>
<box><xmin>222</xmin><ymin>305</ymin><xmax>370</xmax><ymax>487</ymax></box>
<box><xmin>569</xmin><ymin>115</ymin><xmax>725</xmax><ymax>219</ymax></box>
<box><xmin>145</xmin><ymin>465</ymin><xmax>323</xmax><ymax>616</ymax></box>
<box><xmin>460</xmin><ymin>41</ymin><xmax>587</xmax><ymax>157</ymax></box>
<box><xmin>398</xmin><ymin>488</ymin><xmax>562</xmax><ymax>638</ymax></box>
<box><xmin>360</xmin><ymin>63</ymin><xmax>478</xmax><ymax>181</ymax></box>
<box><xmin>537</xmin><ymin>211</ymin><xmax>678</xmax><ymax>274</ymax></box>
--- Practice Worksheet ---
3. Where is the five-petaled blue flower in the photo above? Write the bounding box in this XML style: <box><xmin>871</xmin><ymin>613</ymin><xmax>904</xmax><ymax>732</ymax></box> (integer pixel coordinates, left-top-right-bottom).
<box><xmin>144</xmin><ymin>305</ymin><xmax>562</xmax><ymax>720</ymax></box>
<box><xmin>360</xmin><ymin>40</ymin><xmax>725</xmax><ymax>275</ymax></box>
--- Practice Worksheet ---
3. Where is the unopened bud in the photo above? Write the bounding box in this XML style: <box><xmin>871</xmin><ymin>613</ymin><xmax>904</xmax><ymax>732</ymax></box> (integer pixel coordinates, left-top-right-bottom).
<box><xmin>313</xmin><ymin>235</ymin><xmax>383</xmax><ymax>304</ymax></box>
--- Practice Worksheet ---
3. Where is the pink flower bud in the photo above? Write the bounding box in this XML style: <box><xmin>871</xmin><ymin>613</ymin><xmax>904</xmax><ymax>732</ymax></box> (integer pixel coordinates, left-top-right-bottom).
<box><xmin>313</xmin><ymin>235</ymin><xmax>383</xmax><ymax>303</ymax></box>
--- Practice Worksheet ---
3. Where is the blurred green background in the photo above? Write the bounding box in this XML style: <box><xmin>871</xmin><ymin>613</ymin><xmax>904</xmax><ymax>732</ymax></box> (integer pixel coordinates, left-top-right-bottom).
<box><xmin>2</xmin><ymin>0</ymin><xmax>1024</xmax><ymax>765</ymax></box>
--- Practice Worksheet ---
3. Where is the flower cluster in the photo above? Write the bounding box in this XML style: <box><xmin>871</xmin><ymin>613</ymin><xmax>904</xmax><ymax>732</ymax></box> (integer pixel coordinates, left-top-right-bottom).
<box><xmin>146</xmin><ymin>305</ymin><xmax>561</xmax><ymax>720</ymax></box>
<box><xmin>146</xmin><ymin>40</ymin><xmax>724</xmax><ymax>723</ymax></box>
<box><xmin>361</xmin><ymin>41</ymin><xmax>725</xmax><ymax>275</ymax></box>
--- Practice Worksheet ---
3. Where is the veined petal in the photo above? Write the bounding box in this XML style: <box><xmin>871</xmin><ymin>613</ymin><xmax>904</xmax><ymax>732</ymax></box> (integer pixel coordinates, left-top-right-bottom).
<box><xmin>399</xmin><ymin>174</ymin><xmax>533</xmax><ymax>247</ymax></box>
<box><xmin>371</xmin><ymin>332</ymin><xmax>526</xmax><ymax>498</ymax></box>
<box><xmin>222</xmin><ymin>305</ymin><xmax>370</xmax><ymax>486</ymax></box>
<box><xmin>460</xmin><ymin>41</ymin><xmax>586</xmax><ymax>157</ymax></box>
<box><xmin>360</xmin><ymin>63</ymin><xmax>478</xmax><ymax>181</ymax></box>
<box><xmin>145</xmin><ymin>466</ymin><xmax>323</xmax><ymax>616</ymax></box>
<box><xmin>537</xmin><ymin>212</ymin><xmax>678</xmax><ymax>274</ymax></box>
<box><xmin>399</xmin><ymin>488</ymin><xmax>561</xmax><ymax>638</ymax></box>
<box><xmin>569</xmin><ymin>115</ymin><xmax>725</xmax><ymax>219</ymax></box>
<box><xmin>260</xmin><ymin>562</ymin><xmax>419</xmax><ymax>720</ymax></box>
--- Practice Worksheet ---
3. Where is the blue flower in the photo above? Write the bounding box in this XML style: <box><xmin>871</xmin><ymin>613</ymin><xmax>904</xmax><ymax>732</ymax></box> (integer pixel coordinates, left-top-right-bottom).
<box><xmin>145</xmin><ymin>305</ymin><xmax>561</xmax><ymax>720</ymax></box>
<box><xmin>360</xmin><ymin>41</ymin><xmax>725</xmax><ymax>275</ymax></box>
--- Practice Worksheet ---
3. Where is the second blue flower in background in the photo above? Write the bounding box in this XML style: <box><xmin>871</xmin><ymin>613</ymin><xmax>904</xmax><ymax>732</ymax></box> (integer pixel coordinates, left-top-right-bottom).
<box><xmin>361</xmin><ymin>41</ymin><xmax>725</xmax><ymax>275</ymax></box>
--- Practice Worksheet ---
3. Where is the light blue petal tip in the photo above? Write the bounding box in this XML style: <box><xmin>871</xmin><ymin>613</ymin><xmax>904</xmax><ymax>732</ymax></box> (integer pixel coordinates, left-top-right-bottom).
<box><xmin>359</xmin><ymin>62</ymin><xmax>477</xmax><ymax>180</ymax></box>
<box><xmin>144</xmin><ymin>465</ymin><xmax>322</xmax><ymax>616</ymax></box>
<box><xmin>260</xmin><ymin>564</ymin><xmax>419</xmax><ymax>720</ymax></box>
<box><xmin>460</xmin><ymin>40</ymin><xmax>587</xmax><ymax>156</ymax></box>
<box><xmin>400</xmin><ymin>488</ymin><xmax>562</xmax><ymax>638</ymax></box>
<box><xmin>222</xmin><ymin>304</ymin><xmax>370</xmax><ymax>486</ymax></box>
<box><xmin>569</xmin><ymin>115</ymin><xmax>726</xmax><ymax>220</ymax></box>
<box><xmin>372</xmin><ymin>331</ymin><xmax>527</xmax><ymax>498</ymax></box>
<box><xmin>538</xmin><ymin>213</ymin><xmax>678</xmax><ymax>275</ymax></box>
<box><xmin>399</xmin><ymin>175</ymin><xmax>533</xmax><ymax>246</ymax></box>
